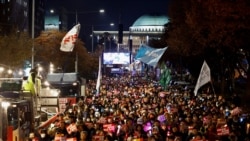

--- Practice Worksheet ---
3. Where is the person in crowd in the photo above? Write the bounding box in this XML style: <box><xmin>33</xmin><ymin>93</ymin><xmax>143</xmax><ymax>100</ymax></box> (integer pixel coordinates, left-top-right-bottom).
<box><xmin>151</xmin><ymin>125</ymin><xmax>164</xmax><ymax>141</ymax></box>
<box><xmin>133</xmin><ymin>124</ymin><xmax>147</xmax><ymax>139</ymax></box>
<box><xmin>66</xmin><ymin>115</ymin><xmax>80</xmax><ymax>140</ymax></box>
<box><xmin>185</xmin><ymin>125</ymin><xmax>200</xmax><ymax>141</ymax></box>
<box><xmin>36</xmin><ymin>128</ymin><xmax>51</xmax><ymax>141</ymax></box>
<box><xmin>43</xmin><ymin>71</ymin><xmax>250</xmax><ymax>141</ymax></box>
<box><xmin>55</xmin><ymin>120</ymin><xmax>68</xmax><ymax>137</ymax></box>
<box><xmin>85</xmin><ymin>121</ymin><xmax>96</xmax><ymax>140</ymax></box>
<box><xmin>79</xmin><ymin>131</ymin><xmax>88</xmax><ymax>141</ymax></box>
<box><xmin>53</xmin><ymin>113</ymin><xmax>64</xmax><ymax>128</ymax></box>
<box><xmin>204</xmin><ymin>124</ymin><xmax>217</xmax><ymax>141</ymax></box>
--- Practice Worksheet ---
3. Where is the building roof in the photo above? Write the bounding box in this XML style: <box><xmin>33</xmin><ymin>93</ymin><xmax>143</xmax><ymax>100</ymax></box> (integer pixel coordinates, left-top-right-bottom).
<box><xmin>132</xmin><ymin>14</ymin><xmax>169</xmax><ymax>27</ymax></box>
<box><xmin>47</xmin><ymin>73</ymin><xmax>78</xmax><ymax>84</ymax></box>
<box><xmin>130</xmin><ymin>14</ymin><xmax>169</xmax><ymax>33</ymax></box>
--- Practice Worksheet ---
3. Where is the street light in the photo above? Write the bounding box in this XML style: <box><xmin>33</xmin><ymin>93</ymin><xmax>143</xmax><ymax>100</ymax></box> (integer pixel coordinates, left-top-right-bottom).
<box><xmin>72</xmin><ymin>9</ymin><xmax>105</xmax><ymax>24</ymax></box>
<box><xmin>0</xmin><ymin>64</ymin><xmax>14</xmax><ymax>78</ymax></box>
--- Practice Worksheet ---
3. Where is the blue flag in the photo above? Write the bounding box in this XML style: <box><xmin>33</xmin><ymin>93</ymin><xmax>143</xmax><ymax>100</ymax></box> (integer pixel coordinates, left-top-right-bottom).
<box><xmin>135</xmin><ymin>45</ymin><xmax>168</xmax><ymax>67</ymax></box>
<box><xmin>135</xmin><ymin>44</ymin><xmax>155</xmax><ymax>60</ymax></box>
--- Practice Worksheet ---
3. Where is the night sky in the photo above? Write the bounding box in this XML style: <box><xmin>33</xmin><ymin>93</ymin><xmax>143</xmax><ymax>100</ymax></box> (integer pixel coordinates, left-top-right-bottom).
<box><xmin>45</xmin><ymin>0</ymin><xmax>169</xmax><ymax>50</ymax></box>
<box><xmin>46</xmin><ymin>0</ymin><xmax>169</xmax><ymax>29</ymax></box>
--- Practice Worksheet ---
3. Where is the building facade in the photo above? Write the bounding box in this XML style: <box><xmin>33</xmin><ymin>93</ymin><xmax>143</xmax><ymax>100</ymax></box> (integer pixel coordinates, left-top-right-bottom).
<box><xmin>93</xmin><ymin>14</ymin><xmax>169</xmax><ymax>54</ymax></box>
<box><xmin>44</xmin><ymin>7</ymin><xmax>68</xmax><ymax>31</ymax></box>
<box><xmin>0</xmin><ymin>0</ymin><xmax>45</xmax><ymax>37</ymax></box>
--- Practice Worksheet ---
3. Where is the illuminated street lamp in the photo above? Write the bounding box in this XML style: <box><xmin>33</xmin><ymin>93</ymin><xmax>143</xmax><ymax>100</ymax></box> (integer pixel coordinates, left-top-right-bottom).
<box><xmin>50</xmin><ymin>9</ymin><xmax>54</xmax><ymax>13</ymax></box>
<box><xmin>49</xmin><ymin>63</ymin><xmax>54</xmax><ymax>74</ymax></box>
<box><xmin>0</xmin><ymin>67</ymin><xmax>4</xmax><ymax>73</ymax></box>
<box><xmin>0</xmin><ymin>64</ymin><xmax>14</xmax><ymax>77</ymax></box>
<box><xmin>18</xmin><ymin>70</ymin><xmax>23</xmax><ymax>76</ymax></box>
<box><xmin>7</xmin><ymin>69</ymin><xmax>13</xmax><ymax>75</ymax></box>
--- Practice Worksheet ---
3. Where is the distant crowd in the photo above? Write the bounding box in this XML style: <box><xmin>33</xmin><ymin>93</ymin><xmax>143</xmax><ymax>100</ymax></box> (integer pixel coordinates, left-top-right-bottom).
<box><xmin>30</xmin><ymin>72</ymin><xmax>250</xmax><ymax>141</ymax></box>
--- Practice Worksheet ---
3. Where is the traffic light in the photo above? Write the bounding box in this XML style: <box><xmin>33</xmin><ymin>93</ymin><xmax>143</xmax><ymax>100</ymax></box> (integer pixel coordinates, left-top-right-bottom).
<box><xmin>118</xmin><ymin>24</ymin><xmax>123</xmax><ymax>44</ymax></box>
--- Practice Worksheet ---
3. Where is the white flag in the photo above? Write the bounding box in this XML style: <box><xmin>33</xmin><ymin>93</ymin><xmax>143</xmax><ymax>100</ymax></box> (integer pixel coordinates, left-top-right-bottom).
<box><xmin>96</xmin><ymin>56</ymin><xmax>102</xmax><ymax>95</ymax></box>
<box><xmin>60</xmin><ymin>24</ymin><xmax>81</xmax><ymax>52</ymax></box>
<box><xmin>194</xmin><ymin>61</ymin><xmax>211</xmax><ymax>96</ymax></box>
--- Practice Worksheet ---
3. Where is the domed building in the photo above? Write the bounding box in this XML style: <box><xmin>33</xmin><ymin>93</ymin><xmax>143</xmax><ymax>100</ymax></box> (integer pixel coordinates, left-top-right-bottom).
<box><xmin>93</xmin><ymin>14</ymin><xmax>169</xmax><ymax>53</ymax></box>
<box><xmin>129</xmin><ymin>14</ymin><xmax>169</xmax><ymax>53</ymax></box>
<box><xmin>130</xmin><ymin>14</ymin><xmax>169</xmax><ymax>33</ymax></box>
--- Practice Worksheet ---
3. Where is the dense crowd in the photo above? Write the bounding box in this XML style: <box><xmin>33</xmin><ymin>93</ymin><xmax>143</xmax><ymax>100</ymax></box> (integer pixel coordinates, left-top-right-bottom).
<box><xmin>31</xmin><ymin>72</ymin><xmax>250</xmax><ymax>141</ymax></box>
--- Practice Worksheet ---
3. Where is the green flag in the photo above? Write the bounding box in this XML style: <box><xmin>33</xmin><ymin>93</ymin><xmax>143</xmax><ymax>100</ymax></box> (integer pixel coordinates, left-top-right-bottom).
<box><xmin>159</xmin><ymin>63</ymin><xmax>171</xmax><ymax>90</ymax></box>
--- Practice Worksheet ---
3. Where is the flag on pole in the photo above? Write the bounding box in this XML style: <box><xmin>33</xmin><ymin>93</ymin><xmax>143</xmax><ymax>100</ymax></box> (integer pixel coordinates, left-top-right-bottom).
<box><xmin>135</xmin><ymin>45</ymin><xmax>168</xmax><ymax>67</ymax></box>
<box><xmin>159</xmin><ymin>63</ymin><xmax>172</xmax><ymax>90</ymax></box>
<box><xmin>194</xmin><ymin>61</ymin><xmax>211</xmax><ymax>96</ymax></box>
<box><xmin>96</xmin><ymin>56</ymin><xmax>102</xmax><ymax>95</ymax></box>
<box><xmin>135</xmin><ymin>44</ymin><xmax>155</xmax><ymax>60</ymax></box>
<box><xmin>60</xmin><ymin>24</ymin><xmax>81</xmax><ymax>52</ymax></box>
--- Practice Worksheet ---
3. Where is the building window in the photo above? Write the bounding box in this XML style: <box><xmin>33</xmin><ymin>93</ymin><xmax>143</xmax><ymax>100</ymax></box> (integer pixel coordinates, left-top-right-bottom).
<box><xmin>17</xmin><ymin>0</ymin><xmax>22</xmax><ymax>5</ymax></box>
<box><xmin>24</xmin><ymin>1</ymin><xmax>27</xmax><ymax>7</ymax></box>
<box><xmin>24</xmin><ymin>11</ymin><xmax>27</xmax><ymax>17</ymax></box>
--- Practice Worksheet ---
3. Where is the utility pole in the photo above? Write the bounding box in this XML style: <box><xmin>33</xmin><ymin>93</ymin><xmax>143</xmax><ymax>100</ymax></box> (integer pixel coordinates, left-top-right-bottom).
<box><xmin>31</xmin><ymin>0</ymin><xmax>35</xmax><ymax>69</ymax></box>
<box><xmin>117</xmin><ymin>0</ymin><xmax>123</xmax><ymax>52</ymax></box>
<box><xmin>91</xmin><ymin>25</ymin><xmax>94</xmax><ymax>53</ymax></box>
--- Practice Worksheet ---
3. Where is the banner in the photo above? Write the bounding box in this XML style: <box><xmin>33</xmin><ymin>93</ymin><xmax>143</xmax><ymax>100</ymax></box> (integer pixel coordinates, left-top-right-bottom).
<box><xmin>103</xmin><ymin>124</ymin><xmax>116</xmax><ymax>133</ymax></box>
<box><xmin>194</xmin><ymin>61</ymin><xmax>211</xmax><ymax>96</ymax></box>
<box><xmin>67</xmin><ymin>123</ymin><xmax>78</xmax><ymax>134</ymax></box>
<box><xmin>60</xmin><ymin>24</ymin><xmax>81</xmax><ymax>52</ymax></box>
<box><xmin>135</xmin><ymin>45</ymin><xmax>168</xmax><ymax>67</ymax></box>
<box><xmin>217</xmin><ymin>126</ymin><xmax>230</xmax><ymax>136</ymax></box>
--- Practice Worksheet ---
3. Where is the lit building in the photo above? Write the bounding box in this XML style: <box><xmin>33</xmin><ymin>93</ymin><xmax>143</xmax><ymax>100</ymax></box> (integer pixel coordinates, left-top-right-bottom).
<box><xmin>93</xmin><ymin>14</ymin><xmax>169</xmax><ymax>54</ymax></box>
<box><xmin>44</xmin><ymin>7</ymin><xmax>68</xmax><ymax>31</ymax></box>
<box><xmin>0</xmin><ymin>0</ymin><xmax>45</xmax><ymax>37</ymax></box>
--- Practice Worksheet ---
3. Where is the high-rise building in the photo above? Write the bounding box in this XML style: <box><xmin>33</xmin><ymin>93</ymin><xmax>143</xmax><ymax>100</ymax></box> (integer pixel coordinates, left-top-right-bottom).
<box><xmin>0</xmin><ymin>0</ymin><xmax>45</xmax><ymax>37</ymax></box>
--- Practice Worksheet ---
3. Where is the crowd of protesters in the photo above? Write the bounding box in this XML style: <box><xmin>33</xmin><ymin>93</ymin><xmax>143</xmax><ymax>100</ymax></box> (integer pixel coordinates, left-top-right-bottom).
<box><xmin>31</xmin><ymin>71</ymin><xmax>250</xmax><ymax>141</ymax></box>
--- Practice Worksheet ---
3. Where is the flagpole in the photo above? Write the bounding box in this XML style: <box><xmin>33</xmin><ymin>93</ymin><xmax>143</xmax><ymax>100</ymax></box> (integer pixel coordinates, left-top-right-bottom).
<box><xmin>210</xmin><ymin>81</ymin><xmax>216</xmax><ymax>95</ymax></box>
<box><xmin>75</xmin><ymin>53</ymin><xmax>78</xmax><ymax>73</ymax></box>
<box><xmin>75</xmin><ymin>11</ymin><xmax>78</xmax><ymax>73</ymax></box>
